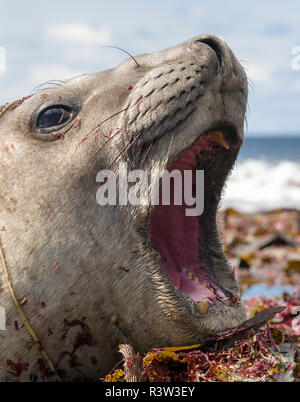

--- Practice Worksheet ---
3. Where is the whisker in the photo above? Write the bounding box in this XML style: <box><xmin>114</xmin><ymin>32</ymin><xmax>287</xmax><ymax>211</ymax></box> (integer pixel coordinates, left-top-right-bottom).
<box><xmin>77</xmin><ymin>131</ymin><xmax>145</xmax><ymax>222</ymax></box>
<box><xmin>32</xmin><ymin>79</ymin><xmax>69</xmax><ymax>94</ymax></box>
<box><xmin>71</xmin><ymin>107</ymin><xmax>129</xmax><ymax>159</ymax></box>
<box><xmin>164</xmin><ymin>132</ymin><xmax>175</xmax><ymax>168</ymax></box>
<box><xmin>68</xmin><ymin>108</ymin><xmax>129</xmax><ymax>204</ymax></box>
<box><xmin>101</xmin><ymin>45</ymin><xmax>139</xmax><ymax>68</ymax></box>
<box><xmin>140</xmin><ymin>142</ymin><xmax>153</xmax><ymax>169</ymax></box>
<box><xmin>70</xmin><ymin>128</ymin><xmax>124</xmax><ymax>201</ymax></box>
<box><xmin>87</xmin><ymin>128</ymin><xmax>123</xmax><ymax>178</ymax></box>
<box><xmin>108</xmin><ymin>130</ymin><xmax>144</xmax><ymax>170</ymax></box>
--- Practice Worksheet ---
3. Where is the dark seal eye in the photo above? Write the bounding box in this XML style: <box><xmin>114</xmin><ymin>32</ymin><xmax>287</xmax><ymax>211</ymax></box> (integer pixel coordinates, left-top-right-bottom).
<box><xmin>37</xmin><ymin>106</ymin><xmax>72</xmax><ymax>130</ymax></box>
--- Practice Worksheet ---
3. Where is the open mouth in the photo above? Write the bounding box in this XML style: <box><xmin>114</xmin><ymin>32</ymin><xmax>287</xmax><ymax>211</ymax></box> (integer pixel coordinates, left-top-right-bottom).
<box><xmin>147</xmin><ymin>130</ymin><xmax>241</xmax><ymax>314</ymax></box>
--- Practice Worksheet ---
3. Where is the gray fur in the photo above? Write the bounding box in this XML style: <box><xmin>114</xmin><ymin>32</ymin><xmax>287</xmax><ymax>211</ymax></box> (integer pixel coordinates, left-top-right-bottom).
<box><xmin>0</xmin><ymin>34</ymin><xmax>248</xmax><ymax>381</ymax></box>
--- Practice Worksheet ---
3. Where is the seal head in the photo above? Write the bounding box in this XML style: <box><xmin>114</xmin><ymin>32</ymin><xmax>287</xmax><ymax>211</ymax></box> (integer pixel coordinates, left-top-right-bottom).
<box><xmin>0</xmin><ymin>34</ymin><xmax>248</xmax><ymax>381</ymax></box>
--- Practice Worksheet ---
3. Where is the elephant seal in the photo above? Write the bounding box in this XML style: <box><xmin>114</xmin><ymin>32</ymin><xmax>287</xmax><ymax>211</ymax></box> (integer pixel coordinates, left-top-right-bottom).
<box><xmin>0</xmin><ymin>34</ymin><xmax>248</xmax><ymax>381</ymax></box>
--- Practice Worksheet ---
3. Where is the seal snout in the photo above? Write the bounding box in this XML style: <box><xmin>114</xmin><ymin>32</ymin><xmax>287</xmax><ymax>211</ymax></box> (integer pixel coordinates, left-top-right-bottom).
<box><xmin>195</xmin><ymin>36</ymin><xmax>224</xmax><ymax>72</ymax></box>
<box><xmin>190</xmin><ymin>34</ymin><xmax>248</xmax><ymax>97</ymax></box>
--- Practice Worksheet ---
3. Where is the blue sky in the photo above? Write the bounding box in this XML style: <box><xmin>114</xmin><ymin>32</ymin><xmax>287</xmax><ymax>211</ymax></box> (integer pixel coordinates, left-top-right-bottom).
<box><xmin>0</xmin><ymin>0</ymin><xmax>300</xmax><ymax>134</ymax></box>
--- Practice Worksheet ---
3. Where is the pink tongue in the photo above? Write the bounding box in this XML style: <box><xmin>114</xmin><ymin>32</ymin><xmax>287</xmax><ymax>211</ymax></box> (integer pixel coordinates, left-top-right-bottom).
<box><xmin>147</xmin><ymin>137</ymin><xmax>225</xmax><ymax>302</ymax></box>
<box><xmin>149</xmin><ymin>204</ymin><xmax>202</xmax><ymax>276</ymax></box>
<box><xmin>178</xmin><ymin>272</ymin><xmax>216</xmax><ymax>302</ymax></box>
<box><xmin>148</xmin><ymin>177</ymin><xmax>214</xmax><ymax>301</ymax></box>
<box><xmin>163</xmin><ymin>267</ymin><xmax>216</xmax><ymax>302</ymax></box>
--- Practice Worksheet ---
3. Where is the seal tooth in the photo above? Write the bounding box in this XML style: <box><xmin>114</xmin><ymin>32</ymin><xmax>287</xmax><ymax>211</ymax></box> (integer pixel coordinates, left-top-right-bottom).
<box><xmin>198</xmin><ymin>300</ymin><xmax>208</xmax><ymax>315</ymax></box>
<box><xmin>229</xmin><ymin>292</ymin><xmax>241</xmax><ymax>306</ymax></box>
<box><xmin>186</xmin><ymin>271</ymin><xmax>193</xmax><ymax>278</ymax></box>
<box><xmin>192</xmin><ymin>275</ymin><xmax>199</xmax><ymax>281</ymax></box>
<box><xmin>206</xmin><ymin>130</ymin><xmax>230</xmax><ymax>150</ymax></box>
<box><xmin>201</xmin><ymin>282</ymin><xmax>215</xmax><ymax>293</ymax></box>
<box><xmin>181</xmin><ymin>268</ymin><xmax>187</xmax><ymax>273</ymax></box>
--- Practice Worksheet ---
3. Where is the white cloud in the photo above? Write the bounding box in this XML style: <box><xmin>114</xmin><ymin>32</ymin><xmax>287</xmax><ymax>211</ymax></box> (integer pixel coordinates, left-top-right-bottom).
<box><xmin>46</xmin><ymin>23</ymin><xmax>111</xmax><ymax>45</ymax></box>
<box><xmin>244</xmin><ymin>62</ymin><xmax>272</xmax><ymax>83</ymax></box>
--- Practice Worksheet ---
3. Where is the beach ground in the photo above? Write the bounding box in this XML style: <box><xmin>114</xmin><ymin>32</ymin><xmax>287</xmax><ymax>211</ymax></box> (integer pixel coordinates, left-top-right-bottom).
<box><xmin>105</xmin><ymin>208</ymin><xmax>300</xmax><ymax>382</ymax></box>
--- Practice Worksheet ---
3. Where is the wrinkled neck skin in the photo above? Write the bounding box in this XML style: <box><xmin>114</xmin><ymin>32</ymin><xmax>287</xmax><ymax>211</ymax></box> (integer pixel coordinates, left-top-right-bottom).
<box><xmin>0</xmin><ymin>34</ymin><xmax>248</xmax><ymax>381</ymax></box>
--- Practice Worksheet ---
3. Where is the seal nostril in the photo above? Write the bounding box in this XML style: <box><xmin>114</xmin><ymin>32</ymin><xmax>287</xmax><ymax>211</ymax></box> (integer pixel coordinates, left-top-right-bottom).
<box><xmin>196</xmin><ymin>38</ymin><xmax>224</xmax><ymax>71</ymax></box>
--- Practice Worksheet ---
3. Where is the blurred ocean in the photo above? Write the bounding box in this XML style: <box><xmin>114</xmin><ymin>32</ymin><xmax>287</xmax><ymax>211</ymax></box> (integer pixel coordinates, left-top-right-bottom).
<box><xmin>221</xmin><ymin>136</ymin><xmax>300</xmax><ymax>212</ymax></box>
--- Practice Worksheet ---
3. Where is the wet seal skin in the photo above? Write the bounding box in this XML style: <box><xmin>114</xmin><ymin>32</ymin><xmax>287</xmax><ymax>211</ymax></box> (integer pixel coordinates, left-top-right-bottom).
<box><xmin>0</xmin><ymin>34</ymin><xmax>248</xmax><ymax>381</ymax></box>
